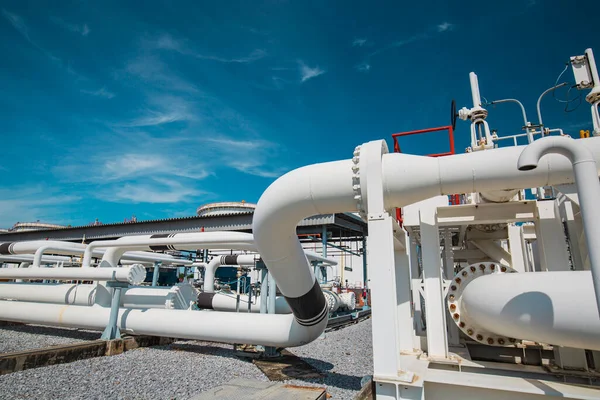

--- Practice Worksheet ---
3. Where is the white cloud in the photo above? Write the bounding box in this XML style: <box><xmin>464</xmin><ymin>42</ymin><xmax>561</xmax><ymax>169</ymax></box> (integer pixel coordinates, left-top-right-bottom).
<box><xmin>81</xmin><ymin>87</ymin><xmax>115</xmax><ymax>99</ymax></box>
<box><xmin>151</xmin><ymin>33</ymin><xmax>266</xmax><ymax>63</ymax></box>
<box><xmin>437</xmin><ymin>22</ymin><xmax>454</xmax><ymax>32</ymax></box>
<box><xmin>124</xmin><ymin>55</ymin><xmax>199</xmax><ymax>93</ymax></box>
<box><xmin>353</xmin><ymin>38</ymin><xmax>367</xmax><ymax>47</ymax></box>
<box><xmin>109</xmin><ymin>180</ymin><xmax>207</xmax><ymax>204</ymax></box>
<box><xmin>0</xmin><ymin>186</ymin><xmax>80</xmax><ymax>228</ymax></box>
<box><xmin>51</xmin><ymin>17</ymin><xmax>90</xmax><ymax>36</ymax></box>
<box><xmin>299</xmin><ymin>61</ymin><xmax>326</xmax><ymax>82</ymax></box>
<box><xmin>356</xmin><ymin>63</ymin><xmax>371</xmax><ymax>72</ymax></box>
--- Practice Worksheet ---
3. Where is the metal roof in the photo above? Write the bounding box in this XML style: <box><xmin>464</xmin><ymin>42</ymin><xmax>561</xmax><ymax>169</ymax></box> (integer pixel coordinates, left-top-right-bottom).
<box><xmin>0</xmin><ymin>212</ymin><xmax>366</xmax><ymax>242</ymax></box>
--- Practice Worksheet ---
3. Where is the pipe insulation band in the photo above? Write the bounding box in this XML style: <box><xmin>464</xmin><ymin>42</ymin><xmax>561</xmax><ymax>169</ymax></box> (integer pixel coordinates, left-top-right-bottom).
<box><xmin>222</xmin><ymin>255</ymin><xmax>238</xmax><ymax>265</ymax></box>
<box><xmin>284</xmin><ymin>280</ymin><xmax>328</xmax><ymax>327</ymax></box>
<box><xmin>197</xmin><ymin>292</ymin><xmax>216</xmax><ymax>309</ymax></box>
<box><xmin>0</xmin><ymin>243</ymin><xmax>13</xmax><ymax>254</ymax></box>
<box><xmin>149</xmin><ymin>233</ymin><xmax>176</xmax><ymax>251</ymax></box>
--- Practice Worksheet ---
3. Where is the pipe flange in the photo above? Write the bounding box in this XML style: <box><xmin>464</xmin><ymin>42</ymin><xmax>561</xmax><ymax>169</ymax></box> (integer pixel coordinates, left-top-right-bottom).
<box><xmin>447</xmin><ymin>262</ymin><xmax>518</xmax><ymax>347</ymax></box>
<box><xmin>471</xmin><ymin>108</ymin><xmax>488</xmax><ymax>121</ymax></box>
<box><xmin>352</xmin><ymin>145</ymin><xmax>366</xmax><ymax>220</ymax></box>
<box><xmin>165</xmin><ymin>283</ymin><xmax>198</xmax><ymax>310</ymax></box>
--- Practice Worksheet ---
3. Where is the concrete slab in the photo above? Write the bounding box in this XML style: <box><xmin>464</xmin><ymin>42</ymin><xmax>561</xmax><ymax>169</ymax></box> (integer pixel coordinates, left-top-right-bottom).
<box><xmin>191</xmin><ymin>378</ymin><xmax>327</xmax><ymax>400</ymax></box>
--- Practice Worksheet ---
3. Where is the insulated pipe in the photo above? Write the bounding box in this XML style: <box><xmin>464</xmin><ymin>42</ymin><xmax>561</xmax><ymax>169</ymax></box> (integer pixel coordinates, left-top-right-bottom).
<box><xmin>460</xmin><ymin>271</ymin><xmax>600</xmax><ymax>350</ymax></box>
<box><xmin>0</xmin><ymin>301</ymin><xmax>322</xmax><ymax>347</ymax></box>
<box><xmin>381</xmin><ymin>137</ymin><xmax>600</xmax><ymax>209</ymax></box>
<box><xmin>253</xmin><ymin>160</ymin><xmax>357</xmax><ymax>333</ymax></box>
<box><xmin>0</xmin><ymin>241</ymin><xmax>85</xmax><ymax>256</ymax></box>
<box><xmin>517</xmin><ymin>136</ymin><xmax>600</xmax><ymax>315</ymax></box>
<box><xmin>196</xmin><ymin>291</ymin><xmax>291</xmax><ymax>314</ymax></box>
<box><xmin>31</xmin><ymin>245</ymin><xmax>193</xmax><ymax>269</ymax></box>
<box><xmin>203</xmin><ymin>254</ymin><xmax>258</xmax><ymax>293</ymax></box>
<box><xmin>0</xmin><ymin>265</ymin><xmax>146</xmax><ymax>285</ymax></box>
<box><xmin>83</xmin><ymin>232</ymin><xmax>256</xmax><ymax>268</ymax></box>
<box><xmin>0</xmin><ymin>282</ymin><xmax>102</xmax><ymax>306</ymax></box>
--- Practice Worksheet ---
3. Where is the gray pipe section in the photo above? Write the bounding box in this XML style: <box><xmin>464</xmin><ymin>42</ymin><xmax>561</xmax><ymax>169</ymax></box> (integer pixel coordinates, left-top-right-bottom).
<box><xmin>518</xmin><ymin>136</ymin><xmax>600</xmax><ymax>316</ymax></box>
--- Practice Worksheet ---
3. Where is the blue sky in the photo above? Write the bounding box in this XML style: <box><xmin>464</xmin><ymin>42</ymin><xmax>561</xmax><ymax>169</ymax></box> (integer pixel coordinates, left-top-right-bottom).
<box><xmin>0</xmin><ymin>0</ymin><xmax>598</xmax><ymax>228</ymax></box>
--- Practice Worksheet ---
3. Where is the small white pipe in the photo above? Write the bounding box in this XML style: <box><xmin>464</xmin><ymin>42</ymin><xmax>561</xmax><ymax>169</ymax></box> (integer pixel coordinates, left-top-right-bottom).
<box><xmin>83</xmin><ymin>232</ymin><xmax>256</xmax><ymax>268</ymax></box>
<box><xmin>518</xmin><ymin>136</ymin><xmax>600</xmax><ymax>315</ymax></box>
<box><xmin>0</xmin><ymin>265</ymin><xmax>146</xmax><ymax>285</ymax></box>
<box><xmin>204</xmin><ymin>254</ymin><xmax>257</xmax><ymax>293</ymax></box>
<box><xmin>0</xmin><ymin>254</ymin><xmax>74</xmax><ymax>264</ymax></box>
<box><xmin>0</xmin><ymin>301</ymin><xmax>321</xmax><ymax>347</ymax></box>
<box><xmin>460</xmin><ymin>271</ymin><xmax>600</xmax><ymax>350</ymax></box>
<box><xmin>469</xmin><ymin>72</ymin><xmax>482</xmax><ymax>107</ymax></box>
<box><xmin>537</xmin><ymin>82</ymin><xmax>568</xmax><ymax>128</ymax></box>
<box><xmin>0</xmin><ymin>241</ymin><xmax>86</xmax><ymax>256</ymax></box>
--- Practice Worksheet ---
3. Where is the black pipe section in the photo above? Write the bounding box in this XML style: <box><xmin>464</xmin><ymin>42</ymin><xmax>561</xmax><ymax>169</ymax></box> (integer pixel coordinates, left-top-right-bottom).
<box><xmin>149</xmin><ymin>234</ymin><xmax>174</xmax><ymax>251</ymax></box>
<box><xmin>196</xmin><ymin>292</ymin><xmax>216</xmax><ymax>309</ymax></box>
<box><xmin>284</xmin><ymin>280</ymin><xmax>328</xmax><ymax>327</ymax></box>
<box><xmin>0</xmin><ymin>243</ymin><xmax>13</xmax><ymax>255</ymax></box>
<box><xmin>222</xmin><ymin>255</ymin><xmax>238</xmax><ymax>265</ymax></box>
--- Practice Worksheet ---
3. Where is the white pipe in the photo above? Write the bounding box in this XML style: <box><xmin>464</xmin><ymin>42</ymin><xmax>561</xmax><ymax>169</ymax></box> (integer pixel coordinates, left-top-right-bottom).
<box><xmin>210</xmin><ymin>292</ymin><xmax>291</xmax><ymax>314</ymax></box>
<box><xmin>304</xmin><ymin>251</ymin><xmax>338</xmax><ymax>266</ymax></box>
<box><xmin>0</xmin><ymin>301</ymin><xmax>320</xmax><ymax>347</ymax></box>
<box><xmin>204</xmin><ymin>254</ymin><xmax>257</xmax><ymax>293</ymax></box>
<box><xmin>0</xmin><ymin>254</ymin><xmax>75</xmax><ymax>264</ymax></box>
<box><xmin>32</xmin><ymin>245</ymin><xmax>192</xmax><ymax>268</ymax></box>
<box><xmin>469</xmin><ymin>72</ymin><xmax>482</xmax><ymax>107</ymax></box>
<box><xmin>0</xmin><ymin>282</ymin><xmax>102</xmax><ymax>306</ymax></box>
<box><xmin>0</xmin><ymin>241</ymin><xmax>85</xmax><ymax>256</ymax></box>
<box><xmin>0</xmin><ymin>265</ymin><xmax>146</xmax><ymax>285</ymax></box>
<box><xmin>460</xmin><ymin>271</ymin><xmax>600</xmax><ymax>350</ymax></box>
<box><xmin>518</xmin><ymin>136</ymin><xmax>600</xmax><ymax>315</ymax></box>
<box><xmin>83</xmin><ymin>232</ymin><xmax>256</xmax><ymax>268</ymax></box>
<box><xmin>381</xmin><ymin>137</ymin><xmax>600</xmax><ymax>209</ymax></box>
<box><xmin>253</xmin><ymin>160</ymin><xmax>356</xmax><ymax>334</ymax></box>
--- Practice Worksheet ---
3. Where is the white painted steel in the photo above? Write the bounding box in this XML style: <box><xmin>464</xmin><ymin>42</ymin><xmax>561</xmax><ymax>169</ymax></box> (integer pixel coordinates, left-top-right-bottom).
<box><xmin>211</xmin><ymin>292</ymin><xmax>291</xmax><ymax>314</ymax></box>
<box><xmin>0</xmin><ymin>301</ymin><xmax>320</xmax><ymax>347</ymax></box>
<box><xmin>0</xmin><ymin>254</ymin><xmax>74</xmax><ymax>264</ymax></box>
<box><xmin>518</xmin><ymin>136</ymin><xmax>600</xmax><ymax>315</ymax></box>
<box><xmin>85</xmin><ymin>232</ymin><xmax>256</xmax><ymax>268</ymax></box>
<box><xmin>253</xmin><ymin>160</ymin><xmax>357</xmax><ymax>298</ymax></box>
<box><xmin>0</xmin><ymin>282</ymin><xmax>100</xmax><ymax>305</ymax></box>
<box><xmin>0</xmin><ymin>265</ymin><xmax>146</xmax><ymax>285</ymax></box>
<box><xmin>0</xmin><ymin>241</ymin><xmax>85</xmax><ymax>255</ymax></box>
<box><xmin>460</xmin><ymin>271</ymin><xmax>600</xmax><ymax>350</ymax></box>
<box><xmin>204</xmin><ymin>255</ymin><xmax>257</xmax><ymax>293</ymax></box>
<box><xmin>381</xmin><ymin>137</ymin><xmax>600</xmax><ymax>209</ymax></box>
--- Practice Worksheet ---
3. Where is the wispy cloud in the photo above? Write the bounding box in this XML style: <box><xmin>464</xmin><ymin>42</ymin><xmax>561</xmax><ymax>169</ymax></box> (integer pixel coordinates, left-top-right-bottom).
<box><xmin>356</xmin><ymin>63</ymin><xmax>371</xmax><ymax>73</ymax></box>
<box><xmin>81</xmin><ymin>87</ymin><xmax>115</xmax><ymax>99</ymax></box>
<box><xmin>437</xmin><ymin>22</ymin><xmax>454</xmax><ymax>32</ymax></box>
<box><xmin>124</xmin><ymin>55</ymin><xmax>199</xmax><ymax>93</ymax></box>
<box><xmin>353</xmin><ymin>38</ymin><xmax>367</xmax><ymax>47</ymax></box>
<box><xmin>108</xmin><ymin>179</ymin><xmax>208</xmax><ymax>204</ymax></box>
<box><xmin>151</xmin><ymin>33</ymin><xmax>267</xmax><ymax>63</ymax></box>
<box><xmin>2</xmin><ymin>9</ymin><xmax>61</xmax><ymax>63</ymax></box>
<box><xmin>299</xmin><ymin>61</ymin><xmax>326</xmax><ymax>82</ymax></box>
<box><xmin>0</xmin><ymin>186</ymin><xmax>80</xmax><ymax>227</ymax></box>
<box><xmin>51</xmin><ymin>17</ymin><xmax>90</xmax><ymax>36</ymax></box>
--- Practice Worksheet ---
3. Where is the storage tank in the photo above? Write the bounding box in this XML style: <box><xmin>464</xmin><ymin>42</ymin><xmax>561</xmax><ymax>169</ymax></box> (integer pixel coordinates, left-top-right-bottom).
<box><xmin>196</xmin><ymin>201</ymin><xmax>257</xmax><ymax>217</ymax></box>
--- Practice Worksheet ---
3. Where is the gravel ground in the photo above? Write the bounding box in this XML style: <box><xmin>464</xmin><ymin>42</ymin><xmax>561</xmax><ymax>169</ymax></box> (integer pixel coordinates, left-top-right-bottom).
<box><xmin>0</xmin><ymin>324</ymin><xmax>100</xmax><ymax>353</ymax></box>
<box><xmin>0</xmin><ymin>318</ymin><xmax>373</xmax><ymax>400</ymax></box>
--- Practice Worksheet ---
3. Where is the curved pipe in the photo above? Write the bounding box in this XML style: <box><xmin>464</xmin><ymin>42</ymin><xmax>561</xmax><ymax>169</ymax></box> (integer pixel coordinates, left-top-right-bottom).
<box><xmin>203</xmin><ymin>255</ymin><xmax>257</xmax><ymax>293</ymax></box>
<box><xmin>460</xmin><ymin>271</ymin><xmax>600</xmax><ymax>350</ymax></box>
<box><xmin>0</xmin><ymin>301</ymin><xmax>320</xmax><ymax>347</ymax></box>
<box><xmin>253</xmin><ymin>160</ymin><xmax>356</xmax><ymax>334</ymax></box>
<box><xmin>197</xmin><ymin>291</ymin><xmax>291</xmax><ymax>314</ymax></box>
<box><xmin>84</xmin><ymin>232</ymin><xmax>256</xmax><ymax>268</ymax></box>
<box><xmin>518</xmin><ymin>136</ymin><xmax>600</xmax><ymax>315</ymax></box>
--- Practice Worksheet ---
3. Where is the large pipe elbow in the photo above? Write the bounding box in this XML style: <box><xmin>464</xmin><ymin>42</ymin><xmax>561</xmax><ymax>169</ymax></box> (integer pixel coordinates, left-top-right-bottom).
<box><xmin>253</xmin><ymin>160</ymin><xmax>356</xmax><ymax>330</ymax></box>
<box><xmin>517</xmin><ymin>136</ymin><xmax>595</xmax><ymax>171</ymax></box>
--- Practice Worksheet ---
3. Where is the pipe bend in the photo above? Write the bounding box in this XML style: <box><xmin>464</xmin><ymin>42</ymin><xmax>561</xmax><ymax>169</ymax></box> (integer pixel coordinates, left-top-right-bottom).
<box><xmin>253</xmin><ymin>160</ymin><xmax>356</xmax><ymax>332</ymax></box>
<box><xmin>517</xmin><ymin>136</ymin><xmax>595</xmax><ymax>171</ymax></box>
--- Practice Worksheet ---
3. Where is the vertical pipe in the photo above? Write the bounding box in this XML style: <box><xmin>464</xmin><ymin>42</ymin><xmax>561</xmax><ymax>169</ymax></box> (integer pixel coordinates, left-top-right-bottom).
<box><xmin>268</xmin><ymin>272</ymin><xmax>277</xmax><ymax>315</ymax></box>
<box><xmin>322</xmin><ymin>226</ymin><xmax>328</xmax><ymax>258</ymax></box>
<box><xmin>152</xmin><ymin>262</ymin><xmax>160</xmax><ymax>287</ymax></box>
<box><xmin>259</xmin><ymin>268</ymin><xmax>268</xmax><ymax>314</ymax></box>
<box><xmin>469</xmin><ymin>72</ymin><xmax>482</xmax><ymax>107</ymax></box>
<box><xmin>362</xmin><ymin>237</ymin><xmax>368</xmax><ymax>289</ymax></box>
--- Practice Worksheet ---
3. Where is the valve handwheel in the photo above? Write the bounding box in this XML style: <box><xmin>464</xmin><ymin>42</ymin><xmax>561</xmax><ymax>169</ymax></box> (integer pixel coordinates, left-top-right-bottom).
<box><xmin>451</xmin><ymin>99</ymin><xmax>458</xmax><ymax>130</ymax></box>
